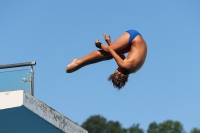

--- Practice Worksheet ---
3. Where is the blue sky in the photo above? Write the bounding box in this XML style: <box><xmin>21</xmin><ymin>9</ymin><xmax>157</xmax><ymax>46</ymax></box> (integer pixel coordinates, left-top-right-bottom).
<box><xmin>0</xmin><ymin>0</ymin><xmax>200</xmax><ymax>132</ymax></box>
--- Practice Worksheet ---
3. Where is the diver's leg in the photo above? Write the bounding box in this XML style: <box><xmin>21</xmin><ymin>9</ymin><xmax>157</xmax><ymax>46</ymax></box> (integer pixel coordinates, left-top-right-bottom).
<box><xmin>66</xmin><ymin>32</ymin><xmax>131</xmax><ymax>72</ymax></box>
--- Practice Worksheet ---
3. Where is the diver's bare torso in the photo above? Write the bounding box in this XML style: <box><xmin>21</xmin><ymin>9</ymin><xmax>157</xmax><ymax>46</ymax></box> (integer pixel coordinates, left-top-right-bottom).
<box><xmin>124</xmin><ymin>35</ymin><xmax>147</xmax><ymax>74</ymax></box>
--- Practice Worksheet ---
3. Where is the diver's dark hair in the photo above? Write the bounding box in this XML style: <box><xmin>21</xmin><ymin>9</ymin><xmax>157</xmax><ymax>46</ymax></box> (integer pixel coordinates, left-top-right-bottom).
<box><xmin>108</xmin><ymin>72</ymin><xmax>129</xmax><ymax>90</ymax></box>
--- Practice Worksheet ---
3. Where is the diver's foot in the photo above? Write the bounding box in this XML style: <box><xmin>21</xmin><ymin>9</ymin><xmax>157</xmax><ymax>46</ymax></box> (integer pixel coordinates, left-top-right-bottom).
<box><xmin>66</xmin><ymin>59</ymin><xmax>81</xmax><ymax>72</ymax></box>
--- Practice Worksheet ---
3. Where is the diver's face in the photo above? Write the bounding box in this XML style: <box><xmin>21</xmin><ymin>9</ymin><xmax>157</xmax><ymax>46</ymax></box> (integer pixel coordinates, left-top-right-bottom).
<box><xmin>114</xmin><ymin>67</ymin><xmax>123</xmax><ymax>74</ymax></box>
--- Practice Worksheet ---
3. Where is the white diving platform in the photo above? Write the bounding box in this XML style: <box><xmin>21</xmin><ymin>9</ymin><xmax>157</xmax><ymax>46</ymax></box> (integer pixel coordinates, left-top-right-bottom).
<box><xmin>0</xmin><ymin>90</ymin><xmax>88</xmax><ymax>133</ymax></box>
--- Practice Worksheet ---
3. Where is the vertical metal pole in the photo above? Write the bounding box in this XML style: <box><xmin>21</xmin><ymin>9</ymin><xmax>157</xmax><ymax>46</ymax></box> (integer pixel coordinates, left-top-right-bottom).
<box><xmin>30</xmin><ymin>65</ymin><xmax>34</xmax><ymax>96</ymax></box>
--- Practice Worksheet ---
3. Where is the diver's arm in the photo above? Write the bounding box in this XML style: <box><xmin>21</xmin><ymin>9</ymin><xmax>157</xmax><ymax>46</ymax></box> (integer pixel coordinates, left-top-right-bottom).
<box><xmin>108</xmin><ymin>47</ymin><xmax>131</xmax><ymax>69</ymax></box>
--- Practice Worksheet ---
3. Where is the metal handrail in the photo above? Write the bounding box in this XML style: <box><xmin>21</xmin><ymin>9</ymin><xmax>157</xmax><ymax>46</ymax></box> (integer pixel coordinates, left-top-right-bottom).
<box><xmin>0</xmin><ymin>62</ymin><xmax>36</xmax><ymax>69</ymax></box>
<box><xmin>0</xmin><ymin>61</ymin><xmax>36</xmax><ymax>96</ymax></box>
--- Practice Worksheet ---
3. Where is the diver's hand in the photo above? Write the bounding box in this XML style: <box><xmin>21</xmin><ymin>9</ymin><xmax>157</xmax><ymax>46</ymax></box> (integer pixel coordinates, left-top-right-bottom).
<box><xmin>103</xmin><ymin>33</ymin><xmax>111</xmax><ymax>45</ymax></box>
<box><xmin>101</xmin><ymin>44</ymin><xmax>110</xmax><ymax>52</ymax></box>
<box><xmin>94</xmin><ymin>39</ymin><xmax>100</xmax><ymax>44</ymax></box>
<box><xmin>94</xmin><ymin>39</ymin><xmax>109</xmax><ymax>52</ymax></box>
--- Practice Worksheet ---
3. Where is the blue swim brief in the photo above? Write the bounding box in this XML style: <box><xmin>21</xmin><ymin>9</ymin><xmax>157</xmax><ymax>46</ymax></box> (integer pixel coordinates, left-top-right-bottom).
<box><xmin>126</xmin><ymin>30</ymin><xmax>141</xmax><ymax>44</ymax></box>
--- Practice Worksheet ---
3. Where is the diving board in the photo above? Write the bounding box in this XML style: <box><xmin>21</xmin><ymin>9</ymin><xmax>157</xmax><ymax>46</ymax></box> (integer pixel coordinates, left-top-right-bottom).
<box><xmin>0</xmin><ymin>90</ymin><xmax>88</xmax><ymax>133</ymax></box>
